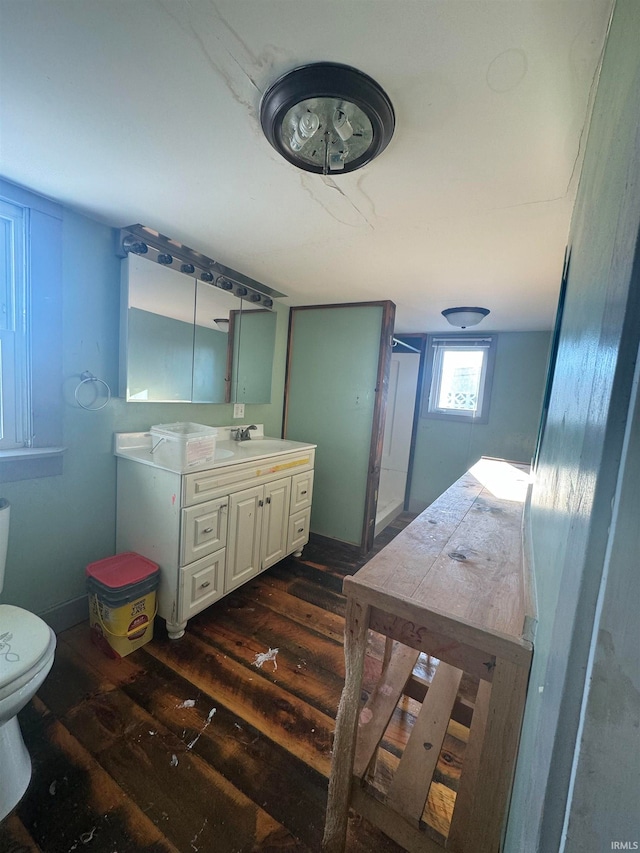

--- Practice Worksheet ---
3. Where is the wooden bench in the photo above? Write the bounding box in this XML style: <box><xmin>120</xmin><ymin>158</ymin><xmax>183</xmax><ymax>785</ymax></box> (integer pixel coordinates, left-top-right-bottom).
<box><xmin>322</xmin><ymin>458</ymin><xmax>535</xmax><ymax>853</ymax></box>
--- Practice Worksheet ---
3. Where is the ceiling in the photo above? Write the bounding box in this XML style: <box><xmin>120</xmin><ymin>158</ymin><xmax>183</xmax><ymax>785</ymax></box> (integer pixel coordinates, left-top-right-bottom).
<box><xmin>0</xmin><ymin>0</ymin><xmax>613</xmax><ymax>332</ymax></box>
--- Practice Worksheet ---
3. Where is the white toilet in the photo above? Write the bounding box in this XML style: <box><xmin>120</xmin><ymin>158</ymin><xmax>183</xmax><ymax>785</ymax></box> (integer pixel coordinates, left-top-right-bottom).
<box><xmin>0</xmin><ymin>499</ymin><xmax>57</xmax><ymax>821</ymax></box>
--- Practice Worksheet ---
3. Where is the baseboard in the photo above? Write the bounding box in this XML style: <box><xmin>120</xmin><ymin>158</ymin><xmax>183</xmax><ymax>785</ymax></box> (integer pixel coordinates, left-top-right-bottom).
<box><xmin>40</xmin><ymin>595</ymin><xmax>88</xmax><ymax>633</ymax></box>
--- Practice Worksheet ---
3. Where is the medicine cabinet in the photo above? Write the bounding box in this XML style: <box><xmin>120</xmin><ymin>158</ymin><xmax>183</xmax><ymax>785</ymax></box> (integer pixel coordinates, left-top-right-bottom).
<box><xmin>119</xmin><ymin>253</ymin><xmax>277</xmax><ymax>404</ymax></box>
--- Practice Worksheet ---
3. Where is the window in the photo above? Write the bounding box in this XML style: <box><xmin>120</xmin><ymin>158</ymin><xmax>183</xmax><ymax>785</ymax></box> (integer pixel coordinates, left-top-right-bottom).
<box><xmin>422</xmin><ymin>335</ymin><xmax>496</xmax><ymax>423</ymax></box>
<box><xmin>0</xmin><ymin>199</ymin><xmax>28</xmax><ymax>449</ymax></box>
<box><xmin>0</xmin><ymin>179</ymin><xmax>63</xmax><ymax>481</ymax></box>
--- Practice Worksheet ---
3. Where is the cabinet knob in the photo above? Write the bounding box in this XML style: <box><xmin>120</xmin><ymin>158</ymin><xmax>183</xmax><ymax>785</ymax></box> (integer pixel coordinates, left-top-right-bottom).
<box><xmin>297</xmin><ymin>527</ymin><xmax>304</xmax><ymax>533</ymax></box>
<box><xmin>301</xmin><ymin>490</ymin><xmax>307</xmax><ymax>495</ymax></box>
<box><xmin>203</xmin><ymin>527</ymin><xmax>214</xmax><ymax>534</ymax></box>
<box><xmin>200</xmin><ymin>581</ymin><xmax>211</xmax><ymax>589</ymax></box>
<box><xmin>266</xmin><ymin>496</ymin><xmax>271</xmax><ymax>504</ymax></box>
<box><xmin>258</xmin><ymin>499</ymin><xmax>264</xmax><ymax>507</ymax></box>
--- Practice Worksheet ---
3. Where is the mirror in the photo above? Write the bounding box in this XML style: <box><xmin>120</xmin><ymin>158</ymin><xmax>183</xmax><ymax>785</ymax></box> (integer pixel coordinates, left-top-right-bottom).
<box><xmin>232</xmin><ymin>307</ymin><xmax>278</xmax><ymax>404</ymax></box>
<box><xmin>120</xmin><ymin>255</ymin><xmax>276</xmax><ymax>403</ymax></box>
<box><xmin>193</xmin><ymin>280</ymin><xmax>237</xmax><ymax>403</ymax></box>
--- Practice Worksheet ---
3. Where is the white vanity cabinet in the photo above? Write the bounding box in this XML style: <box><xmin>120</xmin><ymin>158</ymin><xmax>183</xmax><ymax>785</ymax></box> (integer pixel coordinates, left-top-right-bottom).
<box><xmin>226</xmin><ymin>477</ymin><xmax>291</xmax><ymax>593</ymax></box>
<box><xmin>115</xmin><ymin>440</ymin><xmax>315</xmax><ymax>639</ymax></box>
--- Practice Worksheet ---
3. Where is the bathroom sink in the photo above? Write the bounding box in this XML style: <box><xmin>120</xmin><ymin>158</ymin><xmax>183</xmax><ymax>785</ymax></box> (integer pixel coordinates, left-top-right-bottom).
<box><xmin>215</xmin><ymin>448</ymin><xmax>234</xmax><ymax>460</ymax></box>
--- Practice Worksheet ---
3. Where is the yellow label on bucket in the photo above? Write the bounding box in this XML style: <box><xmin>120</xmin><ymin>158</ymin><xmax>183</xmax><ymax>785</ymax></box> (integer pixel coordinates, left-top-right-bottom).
<box><xmin>89</xmin><ymin>590</ymin><xmax>157</xmax><ymax>658</ymax></box>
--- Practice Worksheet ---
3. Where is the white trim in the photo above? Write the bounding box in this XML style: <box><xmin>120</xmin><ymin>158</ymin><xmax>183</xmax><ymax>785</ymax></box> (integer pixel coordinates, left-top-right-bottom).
<box><xmin>0</xmin><ymin>446</ymin><xmax>66</xmax><ymax>461</ymax></box>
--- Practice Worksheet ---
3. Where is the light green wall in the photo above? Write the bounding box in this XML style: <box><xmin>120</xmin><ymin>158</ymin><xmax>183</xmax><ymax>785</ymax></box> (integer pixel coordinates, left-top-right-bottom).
<box><xmin>409</xmin><ymin>331</ymin><xmax>551</xmax><ymax>513</ymax></box>
<box><xmin>505</xmin><ymin>2</ymin><xmax>640</xmax><ymax>849</ymax></box>
<box><xmin>1</xmin><ymin>208</ymin><xmax>289</xmax><ymax>622</ymax></box>
<box><xmin>285</xmin><ymin>305</ymin><xmax>384</xmax><ymax>546</ymax></box>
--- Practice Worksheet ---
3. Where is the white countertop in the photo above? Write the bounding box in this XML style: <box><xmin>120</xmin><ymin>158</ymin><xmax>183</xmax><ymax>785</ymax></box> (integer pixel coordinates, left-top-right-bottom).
<box><xmin>114</xmin><ymin>427</ymin><xmax>316</xmax><ymax>474</ymax></box>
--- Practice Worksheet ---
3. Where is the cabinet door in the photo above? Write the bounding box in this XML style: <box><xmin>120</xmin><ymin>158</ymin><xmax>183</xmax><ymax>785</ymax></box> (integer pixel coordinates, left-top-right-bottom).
<box><xmin>261</xmin><ymin>477</ymin><xmax>291</xmax><ymax>570</ymax></box>
<box><xmin>288</xmin><ymin>508</ymin><xmax>311</xmax><ymax>554</ymax></box>
<box><xmin>179</xmin><ymin>549</ymin><xmax>225</xmax><ymax>622</ymax></box>
<box><xmin>290</xmin><ymin>470</ymin><xmax>314</xmax><ymax>513</ymax></box>
<box><xmin>181</xmin><ymin>496</ymin><xmax>228</xmax><ymax>565</ymax></box>
<box><xmin>226</xmin><ymin>485</ymin><xmax>263</xmax><ymax>592</ymax></box>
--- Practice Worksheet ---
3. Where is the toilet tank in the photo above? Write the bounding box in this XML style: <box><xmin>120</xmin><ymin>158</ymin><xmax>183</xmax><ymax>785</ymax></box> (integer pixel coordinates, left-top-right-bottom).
<box><xmin>0</xmin><ymin>499</ymin><xmax>9</xmax><ymax>594</ymax></box>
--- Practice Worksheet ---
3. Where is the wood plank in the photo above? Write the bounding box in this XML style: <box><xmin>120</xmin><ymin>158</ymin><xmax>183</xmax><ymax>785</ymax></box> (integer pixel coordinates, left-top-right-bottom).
<box><xmin>145</xmin><ymin>630</ymin><xmax>334</xmax><ymax>776</ymax></box>
<box><xmin>366</xmin><ymin>720</ymin><xmax>468</xmax><ymax>821</ymax></box>
<box><xmin>187</xmin><ymin>599</ymin><xmax>345</xmax><ymax>719</ymax></box>
<box><xmin>347</xmin><ymin>460</ymin><xmax>529</xmax><ymax>642</ymax></box>
<box><xmin>322</xmin><ymin>598</ymin><xmax>371</xmax><ymax>853</ymax></box>
<box><xmin>239</xmin><ymin>574</ymin><xmax>346</xmax><ymax>643</ymax></box>
<box><xmin>269</xmin><ymin>555</ymin><xmax>347</xmax><ymax>594</ymax></box>
<box><xmin>35</xmin><ymin>633</ymin><xmax>118</xmax><ymax>719</ymax></box>
<box><xmin>348</xmin><ymin>473</ymin><xmax>484</xmax><ymax>598</ymax></box>
<box><xmin>355</xmin><ymin>590</ymin><xmax>532</xmax><ymax>668</ymax></box>
<box><xmin>116</xmin><ymin>649</ymin><xmax>331</xmax><ymax>851</ymax></box>
<box><xmin>386</xmin><ymin>663</ymin><xmax>463</xmax><ymax>825</ymax></box>
<box><xmin>351</xmin><ymin>785</ymin><xmax>448</xmax><ymax>853</ymax></box>
<box><xmin>405</xmin><ymin>671</ymin><xmax>476</xmax><ymax>728</ymax></box>
<box><xmin>412</xmin><ymin>492</ymin><xmax>525</xmax><ymax>638</ymax></box>
<box><xmin>447</xmin><ymin>678</ymin><xmax>491</xmax><ymax>851</ymax></box>
<box><xmin>365</xmin><ymin>754</ymin><xmax>458</xmax><ymax>843</ymax></box>
<box><xmin>19</xmin><ymin>697</ymin><xmax>181</xmax><ymax>853</ymax></box>
<box><xmin>60</xmin><ymin>622</ymin><xmax>147</xmax><ymax>687</ymax></box>
<box><xmin>422</xmin><ymin>782</ymin><xmax>456</xmax><ymax>841</ymax></box>
<box><xmin>268</xmin><ymin>564</ymin><xmax>348</xmax><ymax>617</ymax></box>
<box><xmin>458</xmin><ymin>657</ymin><xmax>530</xmax><ymax>853</ymax></box>
<box><xmin>353</xmin><ymin>643</ymin><xmax>420</xmax><ymax>778</ymax></box>
<box><xmin>52</xmin><ymin>673</ymin><xmax>304</xmax><ymax>852</ymax></box>
<box><xmin>369</xmin><ymin>606</ymin><xmax>496</xmax><ymax>682</ymax></box>
<box><xmin>0</xmin><ymin>815</ymin><xmax>43</xmax><ymax>852</ymax></box>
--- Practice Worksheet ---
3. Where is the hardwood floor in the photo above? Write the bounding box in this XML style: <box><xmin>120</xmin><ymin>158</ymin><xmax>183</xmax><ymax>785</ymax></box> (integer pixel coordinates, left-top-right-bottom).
<box><xmin>0</xmin><ymin>514</ymin><xmax>454</xmax><ymax>853</ymax></box>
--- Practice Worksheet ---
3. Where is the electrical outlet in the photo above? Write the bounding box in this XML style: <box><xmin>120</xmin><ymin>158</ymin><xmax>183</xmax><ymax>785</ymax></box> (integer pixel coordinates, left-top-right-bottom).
<box><xmin>233</xmin><ymin>403</ymin><xmax>245</xmax><ymax>419</ymax></box>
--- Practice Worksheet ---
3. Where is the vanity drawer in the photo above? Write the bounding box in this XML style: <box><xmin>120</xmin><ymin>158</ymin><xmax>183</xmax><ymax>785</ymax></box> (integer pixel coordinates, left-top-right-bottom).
<box><xmin>290</xmin><ymin>470</ymin><xmax>314</xmax><ymax>513</ymax></box>
<box><xmin>183</xmin><ymin>449</ymin><xmax>315</xmax><ymax>506</ymax></box>
<box><xmin>179</xmin><ymin>549</ymin><xmax>225</xmax><ymax>622</ymax></box>
<box><xmin>288</xmin><ymin>508</ymin><xmax>311</xmax><ymax>554</ymax></box>
<box><xmin>181</xmin><ymin>496</ymin><xmax>228</xmax><ymax>565</ymax></box>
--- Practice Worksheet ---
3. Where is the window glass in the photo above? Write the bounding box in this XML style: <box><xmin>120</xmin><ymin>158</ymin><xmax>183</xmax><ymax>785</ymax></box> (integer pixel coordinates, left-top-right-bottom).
<box><xmin>423</xmin><ymin>335</ymin><xmax>496</xmax><ymax>423</ymax></box>
<box><xmin>436</xmin><ymin>348</ymin><xmax>484</xmax><ymax>412</ymax></box>
<box><xmin>0</xmin><ymin>179</ymin><xmax>63</xmax><ymax>481</ymax></box>
<box><xmin>0</xmin><ymin>199</ymin><xmax>27</xmax><ymax>449</ymax></box>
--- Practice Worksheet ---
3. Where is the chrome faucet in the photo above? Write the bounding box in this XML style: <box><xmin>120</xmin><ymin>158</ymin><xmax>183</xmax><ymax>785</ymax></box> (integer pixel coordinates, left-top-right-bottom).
<box><xmin>234</xmin><ymin>424</ymin><xmax>257</xmax><ymax>441</ymax></box>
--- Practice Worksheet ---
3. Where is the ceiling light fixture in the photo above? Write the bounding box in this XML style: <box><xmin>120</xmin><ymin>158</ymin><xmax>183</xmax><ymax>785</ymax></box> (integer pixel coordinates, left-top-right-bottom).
<box><xmin>212</xmin><ymin>318</ymin><xmax>230</xmax><ymax>333</ymax></box>
<box><xmin>260</xmin><ymin>62</ymin><xmax>395</xmax><ymax>175</ymax></box>
<box><xmin>441</xmin><ymin>307</ymin><xmax>490</xmax><ymax>329</ymax></box>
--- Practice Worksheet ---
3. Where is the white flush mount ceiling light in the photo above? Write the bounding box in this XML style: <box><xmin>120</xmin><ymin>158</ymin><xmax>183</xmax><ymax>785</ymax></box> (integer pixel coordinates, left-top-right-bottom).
<box><xmin>260</xmin><ymin>63</ymin><xmax>395</xmax><ymax>174</ymax></box>
<box><xmin>441</xmin><ymin>307</ymin><xmax>491</xmax><ymax>329</ymax></box>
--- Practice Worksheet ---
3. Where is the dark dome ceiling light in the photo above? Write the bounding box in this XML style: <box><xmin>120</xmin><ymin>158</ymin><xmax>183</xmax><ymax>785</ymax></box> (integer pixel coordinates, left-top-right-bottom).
<box><xmin>260</xmin><ymin>62</ymin><xmax>395</xmax><ymax>175</ymax></box>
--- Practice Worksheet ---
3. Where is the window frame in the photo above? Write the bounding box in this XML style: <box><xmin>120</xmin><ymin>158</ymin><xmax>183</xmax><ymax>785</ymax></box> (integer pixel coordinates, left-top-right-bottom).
<box><xmin>421</xmin><ymin>334</ymin><xmax>497</xmax><ymax>424</ymax></box>
<box><xmin>0</xmin><ymin>198</ymin><xmax>29</xmax><ymax>450</ymax></box>
<box><xmin>0</xmin><ymin>179</ymin><xmax>64</xmax><ymax>482</ymax></box>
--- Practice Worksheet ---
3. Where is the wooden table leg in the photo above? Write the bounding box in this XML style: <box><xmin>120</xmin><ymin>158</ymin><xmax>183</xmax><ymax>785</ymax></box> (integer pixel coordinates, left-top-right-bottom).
<box><xmin>322</xmin><ymin>597</ymin><xmax>371</xmax><ymax>853</ymax></box>
<box><xmin>452</xmin><ymin>657</ymin><xmax>530</xmax><ymax>853</ymax></box>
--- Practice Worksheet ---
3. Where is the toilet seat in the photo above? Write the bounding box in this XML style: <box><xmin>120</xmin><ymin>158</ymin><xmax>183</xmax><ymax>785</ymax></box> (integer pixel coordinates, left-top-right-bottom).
<box><xmin>0</xmin><ymin>604</ymin><xmax>54</xmax><ymax>697</ymax></box>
